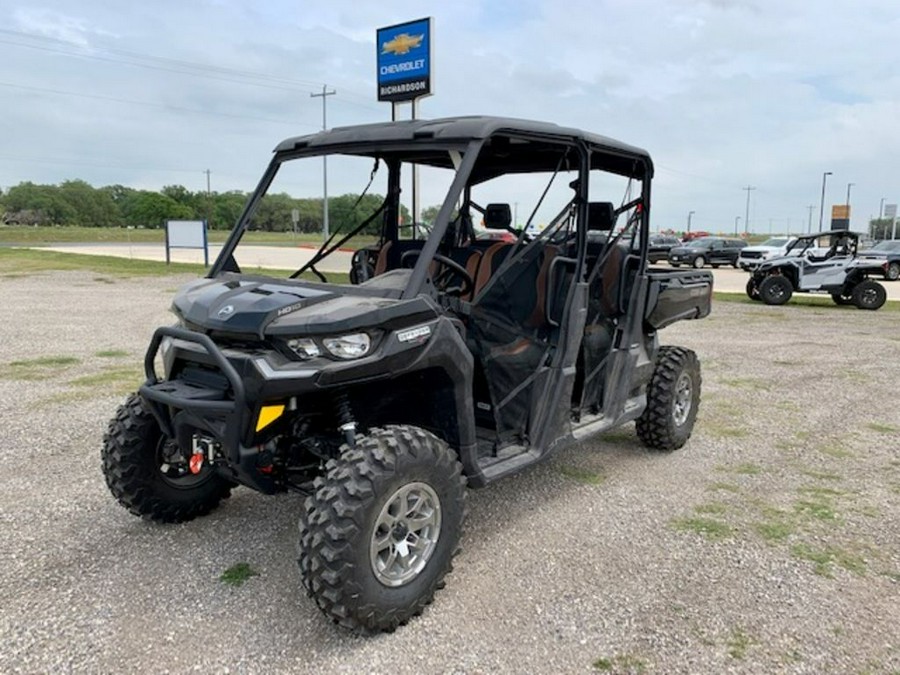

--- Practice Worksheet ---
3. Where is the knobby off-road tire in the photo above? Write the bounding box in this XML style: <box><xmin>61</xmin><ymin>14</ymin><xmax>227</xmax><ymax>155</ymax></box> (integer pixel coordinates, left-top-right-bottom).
<box><xmin>746</xmin><ymin>278</ymin><xmax>761</xmax><ymax>301</ymax></box>
<box><xmin>758</xmin><ymin>275</ymin><xmax>793</xmax><ymax>305</ymax></box>
<box><xmin>852</xmin><ymin>279</ymin><xmax>887</xmax><ymax>310</ymax></box>
<box><xmin>831</xmin><ymin>291</ymin><xmax>853</xmax><ymax>306</ymax></box>
<box><xmin>298</xmin><ymin>425</ymin><xmax>467</xmax><ymax>633</ymax></box>
<box><xmin>102</xmin><ymin>393</ymin><xmax>232</xmax><ymax>523</ymax></box>
<box><xmin>886</xmin><ymin>261</ymin><xmax>900</xmax><ymax>282</ymax></box>
<box><xmin>636</xmin><ymin>346</ymin><xmax>701</xmax><ymax>451</ymax></box>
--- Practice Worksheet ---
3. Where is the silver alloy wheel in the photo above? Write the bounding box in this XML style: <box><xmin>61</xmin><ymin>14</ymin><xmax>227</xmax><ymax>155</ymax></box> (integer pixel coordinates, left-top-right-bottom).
<box><xmin>672</xmin><ymin>371</ymin><xmax>693</xmax><ymax>426</ymax></box>
<box><xmin>370</xmin><ymin>482</ymin><xmax>442</xmax><ymax>587</ymax></box>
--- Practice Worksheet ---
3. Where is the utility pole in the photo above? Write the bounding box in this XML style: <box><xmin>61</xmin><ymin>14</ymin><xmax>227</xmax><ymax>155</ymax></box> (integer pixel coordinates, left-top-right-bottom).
<box><xmin>687</xmin><ymin>210</ymin><xmax>695</xmax><ymax>235</ymax></box>
<box><xmin>734</xmin><ymin>216</ymin><xmax>741</xmax><ymax>236</ymax></box>
<box><xmin>743</xmin><ymin>186</ymin><xmax>755</xmax><ymax>234</ymax></box>
<box><xmin>846</xmin><ymin>182</ymin><xmax>854</xmax><ymax>230</ymax></box>
<box><xmin>204</xmin><ymin>169</ymin><xmax>212</xmax><ymax>229</ymax></box>
<box><xmin>807</xmin><ymin>205</ymin><xmax>815</xmax><ymax>234</ymax></box>
<box><xmin>819</xmin><ymin>171</ymin><xmax>832</xmax><ymax>232</ymax></box>
<box><xmin>311</xmin><ymin>85</ymin><xmax>336</xmax><ymax>240</ymax></box>
<box><xmin>879</xmin><ymin>197</ymin><xmax>886</xmax><ymax>219</ymax></box>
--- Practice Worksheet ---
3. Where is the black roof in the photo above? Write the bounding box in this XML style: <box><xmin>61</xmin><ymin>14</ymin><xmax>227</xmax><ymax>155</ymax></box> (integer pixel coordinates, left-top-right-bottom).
<box><xmin>273</xmin><ymin>116</ymin><xmax>653</xmax><ymax>180</ymax></box>
<box><xmin>794</xmin><ymin>230</ymin><xmax>859</xmax><ymax>240</ymax></box>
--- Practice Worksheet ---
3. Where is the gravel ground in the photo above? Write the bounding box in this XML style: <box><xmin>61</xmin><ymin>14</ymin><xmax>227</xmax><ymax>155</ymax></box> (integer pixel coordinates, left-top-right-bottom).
<box><xmin>0</xmin><ymin>271</ymin><xmax>898</xmax><ymax>674</ymax></box>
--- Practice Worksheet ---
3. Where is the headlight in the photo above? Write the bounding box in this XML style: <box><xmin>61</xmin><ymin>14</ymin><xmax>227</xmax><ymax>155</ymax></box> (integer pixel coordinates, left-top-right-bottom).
<box><xmin>323</xmin><ymin>333</ymin><xmax>371</xmax><ymax>360</ymax></box>
<box><xmin>286</xmin><ymin>338</ymin><xmax>321</xmax><ymax>360</ymax></box>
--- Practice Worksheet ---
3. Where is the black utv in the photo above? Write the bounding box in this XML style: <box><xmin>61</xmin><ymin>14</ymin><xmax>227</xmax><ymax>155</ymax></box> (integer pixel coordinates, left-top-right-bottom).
<box><xmin>102</xmin><ymin>116</ymin><xmax>713</xmax><ymax>633</ymax></box>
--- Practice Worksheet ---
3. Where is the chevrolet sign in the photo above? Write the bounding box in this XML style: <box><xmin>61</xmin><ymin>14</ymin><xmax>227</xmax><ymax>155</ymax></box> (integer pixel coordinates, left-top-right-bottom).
<box><xmin>376</xmin><ymin>17</ymin><xmax>433</xmax><ymax>102</ymax></box>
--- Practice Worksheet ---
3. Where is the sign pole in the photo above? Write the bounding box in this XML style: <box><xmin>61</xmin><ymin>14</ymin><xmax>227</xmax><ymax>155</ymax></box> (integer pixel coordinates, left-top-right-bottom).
<box><xmin>412</xmin><ymin>98</ymin><xmax>419</xmax><ymax>228</ymax></box>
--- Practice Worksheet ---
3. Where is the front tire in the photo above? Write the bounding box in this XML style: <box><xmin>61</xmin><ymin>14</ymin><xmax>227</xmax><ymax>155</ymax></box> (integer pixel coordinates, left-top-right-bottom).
<box><xmin>759</xmin><ymin>275</ymin><xmax>793</xmax><ymax>305</ymax></box>
<box><xmin>852</xmin><ymin>279</ymin><xmax>887</xmax><ymax>310</ymax></box>
<box><xmin>636</xmin><ymin>347</ymin><xmax>701</xmax><ymax>451</ymax></box>
<box><xmin>886</xmin><ymin>261</ymin><xmax>900</xmax><ymax>281</ymax></box>
<box><xmin>298</xmin><ymin>425</ymin><xmax>466</xmax><ymax>633</ymax></box>
<box><xmin>831</xmin><ymin>291</ymin><xmax>853</xmax><ymax>306</ymax></box>
<box><xmin>101</xmin><ymin>393</ymin><xmax>232</xmax><ymax>523</ymax></box>
<box><xmin>693</xmin><ymin>256</ymin><xmax>706</xmax><ymax>269</ymax></box>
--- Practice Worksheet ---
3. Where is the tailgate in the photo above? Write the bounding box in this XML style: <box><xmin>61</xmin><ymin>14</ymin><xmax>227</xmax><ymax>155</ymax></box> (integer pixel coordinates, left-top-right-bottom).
<box><xmin>644</xmin><ymin>269</ymin><xmax>713</xmax><ymax>329</ymax></box>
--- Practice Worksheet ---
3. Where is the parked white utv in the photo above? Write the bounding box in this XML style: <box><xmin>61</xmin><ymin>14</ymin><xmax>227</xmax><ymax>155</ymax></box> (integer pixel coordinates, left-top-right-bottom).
<box><xmin>745</xmin><ymin>230</ymin><xmax>888</xmax><ymax>309</ymax></box>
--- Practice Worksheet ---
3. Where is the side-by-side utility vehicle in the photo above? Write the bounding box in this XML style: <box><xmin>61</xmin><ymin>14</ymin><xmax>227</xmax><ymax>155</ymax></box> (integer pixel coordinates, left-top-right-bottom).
<box><xmin>102</xmin><ymin>116</ymin><xmax>713</xmax><ymax>632</ymax></box>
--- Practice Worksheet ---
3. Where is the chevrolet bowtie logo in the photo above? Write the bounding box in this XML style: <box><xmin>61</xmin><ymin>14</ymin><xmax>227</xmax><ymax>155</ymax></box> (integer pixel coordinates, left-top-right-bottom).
<box><xmin>382</xmin><ymin>33</ymin><xmax>424</xmax><ymax>56</ymax></box>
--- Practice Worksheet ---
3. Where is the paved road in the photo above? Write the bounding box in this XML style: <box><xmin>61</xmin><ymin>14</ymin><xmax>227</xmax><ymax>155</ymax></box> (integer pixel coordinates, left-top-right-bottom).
<box><xmin>38</xmin><ymin>243</ymin><xmax>900</xmax><ymax>300</ymax></box>
<box><xmin>40</xmin><ymin>242</ymin><xmax>355</xmax><ymax>275</ymax></box>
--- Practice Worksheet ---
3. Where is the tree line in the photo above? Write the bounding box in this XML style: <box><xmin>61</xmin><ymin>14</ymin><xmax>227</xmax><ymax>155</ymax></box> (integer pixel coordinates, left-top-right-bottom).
<box><xmin>0</xmin><ymin>180</ymin><xmax>411</xmax><ymax>235</ymax></box>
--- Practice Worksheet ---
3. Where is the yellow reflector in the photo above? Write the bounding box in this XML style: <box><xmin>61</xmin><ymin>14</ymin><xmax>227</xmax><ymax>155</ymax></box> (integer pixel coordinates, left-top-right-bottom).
<box><xmin>256</xmin><ymin>404</ymin><xmax>285</xmax><ymax>432</ymax></box>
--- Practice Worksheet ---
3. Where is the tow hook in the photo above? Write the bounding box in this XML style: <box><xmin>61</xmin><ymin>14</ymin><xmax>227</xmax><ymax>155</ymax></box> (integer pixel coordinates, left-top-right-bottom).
<box><xmin>189</xmin><ymin>453</ymin><xmax>205</xmax><ymax>475</ymax></box>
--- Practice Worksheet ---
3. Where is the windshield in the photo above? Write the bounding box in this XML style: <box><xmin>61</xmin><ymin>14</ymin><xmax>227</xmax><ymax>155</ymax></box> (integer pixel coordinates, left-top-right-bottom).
<box><xmin>686</xmin><ymin>238</ymin><xmax>713</xmax><ymax>248</ymax></box>
<box><xmin>870</xmin><ymin>240</ymin><xmax>900</xmax><ymax>252</ymax></box>
<box><xmin>223</xmin><ymin>150</ymin><xmax>459</xmax><ymax>283</ymax></box>
<box><xmin>760</xmin><ymin>238</ymin><xmax>788</xmax><ymax>247</ymax></box>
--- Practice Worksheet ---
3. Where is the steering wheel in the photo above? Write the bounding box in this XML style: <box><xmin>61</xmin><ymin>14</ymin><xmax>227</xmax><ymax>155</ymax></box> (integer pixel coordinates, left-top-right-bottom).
<box><xmin>399</xmin><ymin>250</ymin><xmax>474</xmax><ymax>297</ymax></box>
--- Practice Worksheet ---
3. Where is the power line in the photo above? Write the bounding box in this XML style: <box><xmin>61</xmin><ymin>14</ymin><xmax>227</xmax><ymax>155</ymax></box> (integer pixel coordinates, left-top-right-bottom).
<box><xmin>0</xmin><ymin>80</ymin><xmax>317</xmax><ymax>127</ymax></box>
<box><xmin>0</xmin><ymin>29</ymin><xmax>383</xmax><ymax>112</ymax></box>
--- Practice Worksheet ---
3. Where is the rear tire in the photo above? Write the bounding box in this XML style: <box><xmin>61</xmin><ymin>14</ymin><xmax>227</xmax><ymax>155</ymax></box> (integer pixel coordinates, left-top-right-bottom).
<box><xmin>758</xmin><ymin>275</ymin><xmax>793</xmax><ymax>305</ymax></box>
<box><xmin>101</xmin><ymin>393</ymin><xmax>232</xmax><ymax>523</ymax></box>
<box><xmin>636</xmin><ymin>347</ymin><xmax>701</xmax><ymax>451</ymax></box>
<box><xmin>852</xmin><ymin>280</ymin><xmax>886</xmax><ymax>310</ymax></box>
<box><xmin>298</xmin><ymin>425</ymin><xmax>466</xmax><ymax>633</ymax></box>
<box><xmin>746</xmin><ymin>278</ymin><xmax>761</xmax><ymax>301</ymax></box>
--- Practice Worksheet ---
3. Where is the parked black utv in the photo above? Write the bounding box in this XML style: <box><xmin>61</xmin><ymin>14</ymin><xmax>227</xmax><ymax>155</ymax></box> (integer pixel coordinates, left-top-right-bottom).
<box><xmin>102</xmin><ymin>116</ymin><xmax>713</xmax><ymax>633</ymax></box>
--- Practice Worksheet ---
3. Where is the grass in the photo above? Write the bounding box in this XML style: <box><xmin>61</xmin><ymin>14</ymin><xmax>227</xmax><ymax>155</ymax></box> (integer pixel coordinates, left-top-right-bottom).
<box><xmin>798</xmin><ymin>468</ymin><xmax>842</xmax><ymax>481</ymax></box>
<box><xmin>0</xmin><ymin>225</ymin><xmax>374</xmax><ymax>246</ymax></box>
<box><xmin>219</xmin><ymin>562</ymin><xmax>259</xmax><ymax>587</ymax></box>
<box><xmin>671</xmin><ymin>516</ymin><xmax>732</xmax><ymax>540</ymax></box>
<box><xmin>791</xmin><ymin>543</ymin><xmax>867</xmax><ymax>577</ymax></box>
<box><xmin>10</xmin><ymin>356</ymin><xmax>80</xmax><ymax>368</ymax></box>
<box><xmin>593</xmin><ymin>654</ymin><xmax>647</xmax><ymax>673</ymax></box>
<box><xmin>866</xmin><ymin>422</ymin><xmax>899</xmax><ymax>434</ymax></box>
<box><xmin>818</xmin><ymin>444</ymin><xmax>855</xmax><ymax>459</ymax></box>
<box><xmin>2</xmin><ymin>355</ymin><xmax>81</xmax><ymax>381</ymax></box>
<box><xmin>694</xmin><ymin>502</ymin><xmax>728</xmax><ymax>515</ymax></box>
<box><xmin>754</xmin><ymin>519</ymin><xmax>795</xmax><ymax>543</ymax></box>
<box><xmin>557</xmin><ymin>465</ymin><xmax>605</xmax><ymax>485</ymax></box>
<box><xmin>713</xmin><ymin>291</ymin><xmax>900</xmax><ymax>312</ymax></box>
<box><xmin>707</xmin><ymin>481</ymin><xmax>741</xmax><ymax>493</ymax></box>
<box><xmin>793</xmin><ymin>499</ymin><xmax>838</xmax><ymax>522</ymax></box>
<box><xmin>726</xmin><ymin>627</ymin><xmax>754</xmax><ymax>659</ymax></box>
<box><xmin>95</xmin><ymin>349</ymin><xmax>129</xmax><ymax>358</ymax></box>
<box><xmin>0</xmin><ymin>247</ymin><xmax>350</xmax><ymax>283</ymax></box>
<box><xmin>68</xmin><ymin>367</ymin><xmax>143</xmax><ymax>396</ymax></box>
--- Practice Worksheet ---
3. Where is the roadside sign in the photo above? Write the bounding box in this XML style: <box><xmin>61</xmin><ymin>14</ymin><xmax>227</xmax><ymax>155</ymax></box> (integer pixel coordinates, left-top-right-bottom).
<box><xmin>885</xmin><ymin>204</ymin><xmax>897</xmax><ymax>219</ymax></box>
<box><xmin>376</xmin><ymin>17</ymin><xmax>433</xmax><ymax>102</ymax></box>
<box><xmin>291</xmin><ymin>208</ymin><xmax>300</xmax><ymax>224</ymax></box>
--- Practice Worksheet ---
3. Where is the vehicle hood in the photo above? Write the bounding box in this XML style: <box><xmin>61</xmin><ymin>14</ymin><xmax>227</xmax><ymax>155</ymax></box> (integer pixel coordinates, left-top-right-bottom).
<box><xmin>171</xmin><ymin>275</ymin><xmax>437</xmax><ymax>338</ymax></box>
<box><xmin>669</xmin><ymin>245</ymin><xmax>706</xmax><ymax>255</ymax></box>
<box><xmin>741</xmin><ymin>245</ymin><xmax>783</xmax><ymax>254</ymax></box>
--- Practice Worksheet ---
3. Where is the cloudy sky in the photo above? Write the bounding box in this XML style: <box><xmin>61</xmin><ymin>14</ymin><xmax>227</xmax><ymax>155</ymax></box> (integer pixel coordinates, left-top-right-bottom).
<box><xmin>1</xmin><ymin>0</ymin><xmax>898</xmax><ymax>233</ymax></box>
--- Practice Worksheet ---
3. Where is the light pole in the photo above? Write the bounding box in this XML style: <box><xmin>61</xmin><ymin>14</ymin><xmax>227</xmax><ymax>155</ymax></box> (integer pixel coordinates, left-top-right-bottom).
<box><xmin>687</xmin><ymin>211</ymin><xmax>695</xmax><ymax>235</ymax></box>
<box><xmin>879</xmin><ymin>197</ymin><xmax>885</xmax><ymax>219</ymax></box>
<box><xmin>818</xmin><ymin>171</ymin><xmax>832</xmax><ymax>232</ymax></box>
<box><xmin>807</xmin><ymin>205</ymin><xmax>815</xmax><ymax>234</ymax></box>
<box><xmin>734</xmin><ymin>216</ymin><xmax>741</xmax><ymax>236</ymax></box>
